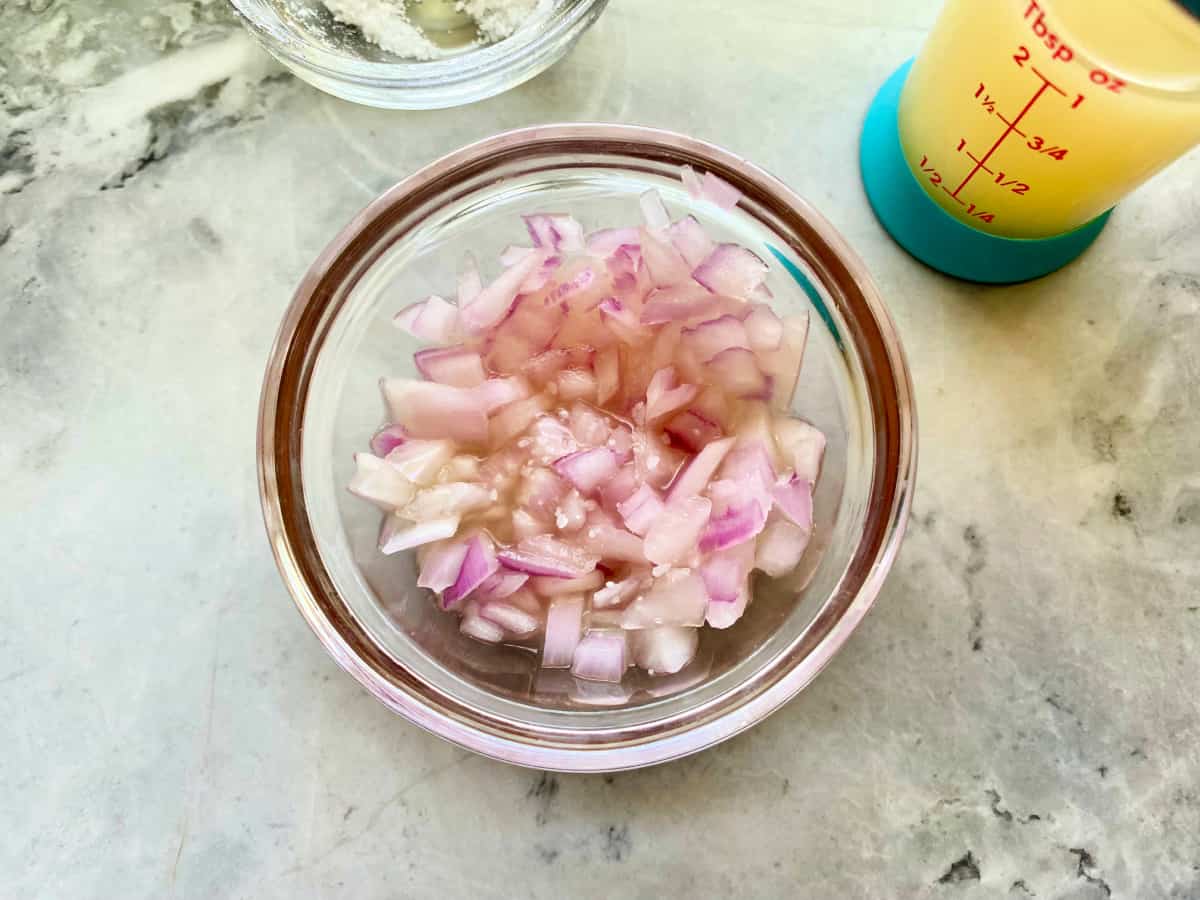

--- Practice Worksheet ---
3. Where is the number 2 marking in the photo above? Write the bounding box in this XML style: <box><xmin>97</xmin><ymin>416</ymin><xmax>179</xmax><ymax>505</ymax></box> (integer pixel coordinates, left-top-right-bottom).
<box><xmin>1013</xmin><ymin>45</ymin><xmax>1030</xmax><ymax>67</ymax></box>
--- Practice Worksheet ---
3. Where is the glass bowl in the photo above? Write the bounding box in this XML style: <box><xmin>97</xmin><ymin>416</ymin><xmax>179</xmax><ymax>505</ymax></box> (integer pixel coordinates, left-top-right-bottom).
<box><xmin>227</xmin><ymin>0</ymin><xmax>609</xmax><ymax>108</ymax></box>
<box><xmin>258</xmin><ymin>123</ymin><xmax>917</xmax><ymax>771</ymax></box>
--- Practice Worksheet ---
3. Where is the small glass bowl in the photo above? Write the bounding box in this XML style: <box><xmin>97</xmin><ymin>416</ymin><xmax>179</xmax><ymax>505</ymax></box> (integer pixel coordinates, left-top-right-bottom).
<box><xmin>258</xmin><ymin>124</ymin><xmax>917</xmax><ymax>771</ymax></box>
<box><xmin>227</xmin><ymin>0</ymin><xmax>609</xmax><ymax>109</ymax></box>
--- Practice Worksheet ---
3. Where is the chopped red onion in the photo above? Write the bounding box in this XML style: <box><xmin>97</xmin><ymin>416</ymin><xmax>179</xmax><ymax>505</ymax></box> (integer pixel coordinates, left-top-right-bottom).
<box><xmin>663</xmin><ymin>410</ymin><xmax>723</xmax><ymax>454</ymax></box>
<box><xmin>517</xmin><ymin>466</ymin><xmax>566</xmax><ymax>518</ymax></box>
<box><xmin>592</xmin><ymin>574</ymin><xmax>646</xmax><ymax>609</ymax></box>
<box><xmin>457</xmin><ymin>253</ymin><xmax>482</xmax><ymax>307</ymax></box>
<box><xmin>414</xmin><ymin>346</ymin><xmax>485</xmax><ymax>387</ymax></box>
<box><xmin>475</xmin><ymin>569</ymin><xmax>529</xmax><ymax>601</ymax></box>
<box><xmin>556</xmin><ymin>368</ymin><xmax>598</xmax><ymax>403</ymax></box>
<box><xmin>585</xmin><ymin>227</ymin><xmax>641</xmax><ymax>257</ymax></box>
<box><xmin>640</xmin><ymin>284</ymin><xmax>719</xmax><ymax>325</ymax></box>
<box><xmin>479</xmin><ymin>600</ymin><xmax>540</xmax><ymax>637</ymax></box>
<box><xmin>705</xmin><ymin>583</ymin><xmax>749</xmax><ymax>629</ymax></box>
<box><xmin>774</xmin><ymin>416</ymin><xmax>826</xmax><ymax>482</ymax></box>
<box><xmin>595</xmin><ymin>346</ymin><xmax>619</xmax><ymax>405</ymax></box>
<box><xmin>383</xmin><ymin>439</ymin><xmax>455</xmax><ymax>485</ymax></box>
<box><xmin>530</xmin><ymin>570</ymin><xmax>605</xmax><ymax>597</ymax></box>
<box><xmin>666</xmin><ymin>436</ymin><xmax>735</xmax><ymax>503</ymax></box>
<box><xmin>460</xmin><ymin>250</ymin><xmax>549</xmax><ymax>335</ymax></box>
<box><xmin>381</xmin><ymin>378</ymin><xmax>489</xmax><ymax>444</ymax></box>
<box><xmin>523</xmin><ymin>213</ymin><xmax>585</xmax><ymax>253</ymax></box>
<box><xmin>460</xmin><ymin>614</ymin><xmax>504</xmax><ymax>644</ymax></box>
<box><xmin>418</xmin><ymin>538</ymin><xmax>471</xmax><ymax>594</ymax></box>
<box><xmin>645</xmin><ymin>366</ymin><xmax>699</xmax><ymax>422</ymax></box>
<box><xmin>405</xmin><ymin>482</ymin><xmax>493</xmax><ymax>520</ymax></box>
<box><xmin>512</xmin><ymin>508</ymin><xmax>547</xmax><ymax>541</ymax></box>
<box><xmin>499</xmin><ymin>535</ymin><xmax>599</xmax><ymax>578</ymax></box>
<box><xmin>621</xmin><ymin>570</ymin><xmax>708</xmax><ymax>629</ymax></box>
<box><xmin>598</xmin><ymin>464</ymin><xmax>639</xmax><ymax>513</ymax></box>
<box><xmin>640</xmin><ymin>227</ymin><xmax>693</xmax><ymax>287</ymax></box>
<box><xmin>681</xmin><ymin>314</ymin><xmax>750</xmax><ymax>361</ymax></box>
<box><xmin>699</xmin><ymin>483</ymin><xmax>768</xmax><ymax>553</ymax></box>
<box><xmin>369</xmin><ymin>424</ymin><xmax>408</xmax><ymax>458</ymax></box>
<box><xmin>772</xmin><ymin>473</ymin><xmax>814</xmax><ymax>530</ymax></box>
<box><xmin>679</xmin><ymin>165</ymin><xmax>742</xmax><ymax>211</ymax></box>
<box><xmin>580</xmin><ymin>511</ymin><xmax>647</xmax><ymax>562</ymax></box>
<box><xmin>442</xmin><ymin>534</ymin><xmax>499</xmax><ymax>608</ymax></box>
<box><xmin>643</xmin><ymin>495</ymin><xmax>711</xmax><ymax>567</ymax></box>
<box><xmin>568</xmin><ymin>404</ymin><xmax>611</xmax><ymax>447</ymax></box>
<box><xmin>744</xmin><ymin>304</ymin><xmax>783</xmax><ymax>351</ymax></box>
<box><xmin>639</xmin><ymin>189</ymin><xmax>671</xmax><ymax>233</ymax></box>
<box><xmin>348</xmin><ymin>453</ymin><xmax>417</xmax><ymax>511</ymax></box>
<box><xmin>699</xmin><ymin>542</ymin><xmax>753</xmax><ymax>605</ymax></box>
<box><xmin>692</xmin><ymin>244</ymin><xmax>769</xmax><ymax>298</ymax></box>
<box><xmin>760</xmin><ymin>312</ymin><xmax>810</xmax><ymax>410</ymax></box>
<box><xmin>629</xmin><ymin>626</ymin><xmax>699</xmax><ymax>675</ymax></box>
<box><xmin>755</xmin><ymin>518</ymin><xmax>811</xmax><ymax>577</ymax></box>
<box><xmin>393</xmin><ymin>295</ymin><xmax>460</xmax><ymax>344</ymax></box>
<box><xmin>528</xmin><ymin>416</ymin><xmax>579</xmax><ymax>465</ymax></box>
<box><xmin>571</xmin><ymin>632</ymin><xmax>627</xmax><ymax>683</ymax></box>
<box><xmin>680</xmin><ymin>165</ymin><xmax>705</xmax><ymax>200</ymax></box>
<box><xmin>474</xmin><ymin>376</ymin><xmax>531</xmax><ymax>413</ymax></box>
<box><xmin>488</xmin><ymin>395</ymin><xmax>546</xmax><ymax>449</ymax></box>
<box><xmin>708</xmin><ymin>347</ymin><xmax>770</xmax><ymax>398</ymax></box>
<box><xmin>542</xmin><ymin>595</ymin><xmax>584</xmax><ymax>667</ymax></box>
<box><xmin>617</xmin><ymin>483</ymin><xmax>665</xmax><ymax>537</ymax></box>
<box><xmin>379</xmin><ymin>515</ymin><xmax>461</xmax><ymax>555</ymax></box>
<box><xmin>552</xmin><ymin>446</ymin><xmax>619</xmax><ymax>495</ymax></box>
<box><xmin>667</xmin><ymin>215</ymin><xmax>716</xmax><ymax>269</ymax></box>
<box><xmin>598</xmin><ymin>297</ymin><xmax>645</xmax><ymax>343</ymax></box>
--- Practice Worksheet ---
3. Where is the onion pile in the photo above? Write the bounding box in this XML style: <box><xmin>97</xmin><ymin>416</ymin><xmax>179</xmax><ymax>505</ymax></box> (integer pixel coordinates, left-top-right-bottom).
<box><xmin>349</xmin><ymin>167</ymin><xmax>826</xmax><ymax>683</ymax></box>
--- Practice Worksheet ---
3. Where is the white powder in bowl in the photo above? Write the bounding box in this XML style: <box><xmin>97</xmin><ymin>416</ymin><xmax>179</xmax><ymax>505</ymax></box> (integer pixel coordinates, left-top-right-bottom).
<box><xmin>323</xmin><ymin>0</ymin><xmax>548</xmax><ymax>60</ymax></box>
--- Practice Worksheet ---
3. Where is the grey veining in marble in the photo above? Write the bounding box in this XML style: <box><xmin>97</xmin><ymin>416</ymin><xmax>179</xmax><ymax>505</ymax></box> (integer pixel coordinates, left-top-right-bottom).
<box><xmin>2</xmin><ymin>1</ymin><xmax>1199</xmax><ymax>897</ymax></box>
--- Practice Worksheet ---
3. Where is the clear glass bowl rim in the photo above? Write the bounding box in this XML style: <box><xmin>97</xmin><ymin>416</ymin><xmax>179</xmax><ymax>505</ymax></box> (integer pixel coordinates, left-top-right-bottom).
<box><xmin>257</xmin><ymin>123</ymin><xmax>918</xmax><ymax>772</ymax></box>
<box><xmin>227</xmin><ymin>0</ymin><xmax>608</xmax><ymax>88</ymax></box>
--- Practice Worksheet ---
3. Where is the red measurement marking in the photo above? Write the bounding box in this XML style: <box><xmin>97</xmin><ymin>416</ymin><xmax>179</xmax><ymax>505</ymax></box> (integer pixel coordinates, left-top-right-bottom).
<box><xmin>995</xmin><ymin>113</ymin><xmax>1027</xmax><ymax>137</ymax></box>
<box><xmin>1030</xmin><ymin>66</ymin><xmax>1067</xmax><ymax>97</ymax></box>
<box><xmin>950</xmin><ymin>79</ymin><xmax>1054</xmax><ymax>199</ymax></box>
<box><xmin>940</xmin><ymin>185</ymin><xmax>967</xmax><ymax>205</ymax></box>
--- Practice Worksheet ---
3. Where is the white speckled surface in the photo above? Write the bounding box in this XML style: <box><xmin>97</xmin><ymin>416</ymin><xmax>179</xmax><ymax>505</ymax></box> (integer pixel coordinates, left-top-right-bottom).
<box><xmin>2</xmin><ymin>1</ymin><xmax>1199</xmax><ymax>897</ymax></box>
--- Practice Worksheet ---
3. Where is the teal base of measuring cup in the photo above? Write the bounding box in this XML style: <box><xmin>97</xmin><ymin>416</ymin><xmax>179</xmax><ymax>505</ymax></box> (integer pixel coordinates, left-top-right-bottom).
<box><xmin>860</xmin><ymin>59</ymin><xmax>1111</xmax><ymax>284</ymax></box>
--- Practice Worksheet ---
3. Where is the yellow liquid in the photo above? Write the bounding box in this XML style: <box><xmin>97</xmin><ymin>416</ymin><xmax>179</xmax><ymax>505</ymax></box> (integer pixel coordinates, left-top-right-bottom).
<box><xmin>899</xmin><ymin>0</ymin><xmax>1200</xmax><ymax>238</ymax></box>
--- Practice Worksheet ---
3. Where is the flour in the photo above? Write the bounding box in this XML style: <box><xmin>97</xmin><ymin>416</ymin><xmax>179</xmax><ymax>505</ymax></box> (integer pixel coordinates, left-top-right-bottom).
<box><xmin>322</xmin><ymin>0</ymin><xmax>549</xmax><ymax>60</ymax></box>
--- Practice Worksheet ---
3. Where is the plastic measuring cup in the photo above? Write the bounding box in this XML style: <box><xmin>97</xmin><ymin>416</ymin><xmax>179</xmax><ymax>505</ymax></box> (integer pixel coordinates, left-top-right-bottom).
<box><xmin>861</xmin><ymin>0</ymin><xmax>1200</xmax><ymax>283</ymax></box>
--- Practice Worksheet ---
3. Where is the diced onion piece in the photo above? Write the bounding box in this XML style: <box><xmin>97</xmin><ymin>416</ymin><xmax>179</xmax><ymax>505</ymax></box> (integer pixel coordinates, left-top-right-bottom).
<box><xmin>414</xmin><ymin>346</ymin><xmax>485</xmax><ymax>387</ymax></box>
<box><xmin>667</xmin><ymin>215</ymin><xmax>716</xmax><ymax>269</ymax></box>
<box><xmin>708</xmin><ymin>347</ymin><xmax>770</xmax><ymax>398</ymax></box>
<box><xmin>772</xmin><ymin>473</ymin><xmax>814</xmax><ymax>530</ymax></box>
<box><xmin>592</xmin><ymin>574</ymin><xmax>646</xmax><ymax>609</ymax></box>
<box><xmin>379</xmin><ymin>515</ymin><xmax>461</xmax><ymax>555</ymax></box>
<box><xmin>568</xmin><ymin>404</ymin><xmax>611</xmax><ymax>447</ymax></box>
<box><xmin>474</xmin><ymin>569</ymin><xmax>529</xmax><ymax>601</ymax></box>
<box><xmin>645</xmin><ymin>366</ymin><xmax>699</xmax><ymax>422</ymax></box>
<box><xmin>528</xmin><ymin>416</ymin><xmax>578</xmax><ymax>465</ymax></box>
<box><xmin>640</xmin><ymin>227</ymin><xmax>693</xmax><ymax>287</ymax></box>
<box><xmin>705</xmin><ymin>583</ymin><xmax>749</xmax><ymax>629</ymax></box>
<box><xmin>348</xmin><ymin>453</ymin><xmax>417</xmax><ymax>511</ymax></box>
<box><xmin>664</xmin><ymin>410</ymin><xmax>723</xmax><ymax>454</ymax></box>
<box><xmin>598</xmin><ymin>464</ymin><xmax>639</xmax><ymax>513</ymax></box>
<box><xmin>630</xmin><ymin>626</ymin><xmax>699</xmax><ymax>675</ymax></box>
<box><xmin>680</xmin><ymin>165</ymin><xmax>705</xmax><ymax>200</ymax></box>
<box><xmin>457</xmin><ymin>253</ymin><xmax>482</xmax><ymax>306</ymax></box>
<box><xmin>585</xmin><ymin>227</ymin><xmax>641</xmax><ymax>257</ymax></box>
<box><xmin>405</xmin><ymin>482</ymin><xmax>493</xmax><ymax>521</ymax></box>
<box><xmin>369</xmin><ymin>424</ymin><xmax>408</xmax><ymax>457</ymax></box>
<box><xmin>720</xmin><ymin>441</ymin><xmax>777</xmax><ymax>492</ymax></box>
<box><xmin>570</xmin><ymin>679</ymin><xmax>633</xmax><ymax>706</ymax></box>
<box><xmin>744</xmin><ymin>304</ymin><xmax>783</xmax><ymax>351</ymax></box>
<box><xmin>681</xmin><ymin>314</ymin><xmax>750</xmax><ymax>361</ymax></box>
<box><xmin>621</xmin><ymin>570</ymin><xmax>708</xmax><ymax>629</ymax></box>
<box><xmin>571</xmin><ymin>632</ymin><xmax>627</xmax><ymax>683</ymax></box>
<box><xmin>460</xmin><ymin>614</ymin><xmax>504</xmax><ymax>644</ymax></box>
<box><xmin>393</xmin><ymin>295</ymin><xmax>460</xmax><ymax>344</ymax></box>
<box><xmin>580</xmin><ymin>511</ymin><xmax>647</xmax><ymax>562</ymax></box>
<box><xmin>556</xmin><ymin>368</ymin><xmax>597</xmax><ymax>403</ymax></box>
<box><xmin>639</xmin><ymin>189</ymin><xmax>671</xmax><ymax>233</ymax></box>
<box><xmin>755</xmin><ymin>518</ymin><xmax>811</xmax><ymax>576</ymax></box>
<box><xmin>595</xmin><ymin>347</ymin><xmax>620</xmax><ymax>405</ymax></box>
<box><xmin>552</xmin><ymin>447</ymin><xmax>619</xmax><ymax>495</ymax></box>
<box><xmin>460</xmin><ymin>249</ymin><xmax>550</xmax><ymax>335</ymax></box>
<box><xmin>381</xmin><ymin>378</ymin><xmax>489</xmax><ymax>444</ymax></box>
<box><xmin>498</xmin><ymin>535</ymin><xmax>600</xmax><ymax>578</ymax></box>
<box><xmin>442</xmin><ymin>533</ymin><xmax>499</xmax><ymax>608</ymax></box>
<box><xmin>699</xmin><ymin>480</ymin><xmax>769</xmax><ymax>553</ymax></box>
<box><xmin>680</xmin><ymin>165</ymin><xmax>742</xmax><ymax>211</ymax></box>
<box><xmin>598</xmin><ymin>297</ymin><xmax>646</xmax><ymax>344</ymax></box>
<box><xmin>516</xmin><ymin>467</ymin><xmax>566</xmax><ymax>518</ymax></box>
<box><xmin>488</xmin><ymin>394</ymin><xmax>546</xmax><ymax>449</ymax></box>
<box><xmin>554</xmin><ymin>489</ymin><xmax>588</xmax><ymax>532</ymax></box>
<box><xmin>692</xmin><ymin>244</ymin><xmax>769</xmax><ymax>299</ymax></box>
<box><xmin>666</xmin><ymin>436</ymin><xmax>735</xmax><ymax>503</ymax></box>
<box><xmin>383</xmin><ymin>439</ymin><xmax>456</xmax><ymax>485</ymax></box>
<box><xmin>512</xmin><ymin>509</ymin><xmax>548</xmax><ymax>541</ymax></box>
<box><xmin>523</xmin><ymin>213</ymin><xmax>585</xmax><ymax>253</ymax></box>
<box><xmin>643</xmin><ymin>496</ymin><xmax>711</xmax><ymax>567</ymax></box>
<box><xmin>617</xmin><ymin>483</ymin><xmax>665</xmax><ymax>536</ymax></box>
<box><xmin>530</xmin><ymin>570</ymin><xmax>605</xmax><ymax>597</ymax></box>
<box><xmin>640</xmin><ymin>284</ymin><xmax>719</xmax><ymax>325</ymax></box>
<box><xmin>474</xmin><ymin>376</ymin><xmax>531</xmax><ymax>413</ymax></box>
<box><xmin>760</xmin><ymin>312</ymin><xmax>810</xmax><ymax>409</ymax></box>
<box><xmin>418</xmin><ymin>538</ymin><xmax>470</xmax><ymax>594</ymax></box>
<box><xmin>505</xmin><ymin>587</ymin><xmax>543</xmax><ymax>616</ymax></box>
<box><xmin>773</xmin><ymin>416</ymin><xmax>826</xmax><ymax>483</ymax></box>
<box><xmin>480</xmin><ymin>600</ymin><xmax>540</xmax><ymax>637</ymax></box>
<box><xmin>542</xmin><ymin>595</ymin><xmax>584</xmax><ymax>667</ymax></box>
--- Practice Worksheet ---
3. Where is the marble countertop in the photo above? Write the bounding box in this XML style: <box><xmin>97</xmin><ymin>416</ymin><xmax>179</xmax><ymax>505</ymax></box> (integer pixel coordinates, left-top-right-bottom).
<box><xmin>3</xmin><ymin>1</ymin><xmax>1198</xmax><ymax>896</ymax></box>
